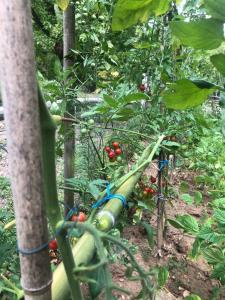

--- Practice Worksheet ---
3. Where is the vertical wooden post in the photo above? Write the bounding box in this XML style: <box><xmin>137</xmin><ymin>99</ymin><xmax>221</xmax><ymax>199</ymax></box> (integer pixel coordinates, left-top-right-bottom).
<box><xmin>63</xmin><ymin>3</ymin><xmax>76</xmax><ymax>215</ymax></box>
<box><xmin>0</xmin><ymin>1</ymin><xmax>52</xmax><ymax>299</ymax></box>
<box><xmin>157</xmin><ymin>150</ymin><xmax>165</xmax><ymax>255</ymax></box>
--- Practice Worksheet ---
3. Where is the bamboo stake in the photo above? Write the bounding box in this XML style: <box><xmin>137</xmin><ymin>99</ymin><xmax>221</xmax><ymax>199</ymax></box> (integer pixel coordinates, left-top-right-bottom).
<box><xmin>0</xmin><ymin>1</ymin><xmax>52</xmax><ymax>299</ymax></box>
<box><xmin>63</xmin><ymin>3</ymin><xmax>76</xmax><ymax>215</ymax></box>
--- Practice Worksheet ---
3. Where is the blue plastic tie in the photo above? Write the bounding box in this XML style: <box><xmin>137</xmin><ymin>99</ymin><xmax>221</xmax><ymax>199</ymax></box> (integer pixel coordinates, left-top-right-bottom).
<box><xmin>17</xmin><ymin>205</ymin><xmax>78</xmax><ymax>255</ymax></box>
<box><xmin>159</xmin><ymin>159</ymin><xmax>169</xmax><ymax>171</ymax></box>
<box><xmin>92</xmin><ymin>184</ymin><xmax>127</xmax><ymax>209</ymax></box>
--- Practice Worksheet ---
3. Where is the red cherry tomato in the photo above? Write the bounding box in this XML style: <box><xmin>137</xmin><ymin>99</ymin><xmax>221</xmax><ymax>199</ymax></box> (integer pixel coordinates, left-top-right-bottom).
<box><xmin>105</xmin><ymin>146</ymin><xmax>111</xmax><ymax>153</ymax></box>
<box><xmin>112</xmin><ymin>142</ymin><xmax>119</xmax><ymax>149</ymax></box>
<box><xmin>115</xmin><ymin>148</ymin><xmax>122</xmax><ymax>155</ymax></box>
<box><xmin>144</xmin><ymin>187</ymin><xmax>151</xmax><ymax>193</ymax></box>
<box><xmin>150</xmin><ymin>176</ymin><xmax>157</xmax><ymax>183</ymax></box>
<box><xmin>108</xmin><ymin>151</ymin><xmax>115</xmax><ymax>159</ymax></box>
<box><xmin>149</xmin><ymin>188</ymin><xmax>156</xmax><ymax>194</ymax></box>
<box><xmin>78</xmin><ymin>212</ymin><xmax>87</xmax><ymax>222</ymax></box>
<box><xmin>139</xmin><ymin>84</ymin><xmax>145</xmax><ymax>92</ymax></box>
<box><xmin>71</xmin><ymin>215</ymin><xmax>78</xmax><ymax>222</ymax></box>
<box><xmin>49</xmin><ymin>239</ymin><xmax>58</xmax><ymax>251</ymax></box>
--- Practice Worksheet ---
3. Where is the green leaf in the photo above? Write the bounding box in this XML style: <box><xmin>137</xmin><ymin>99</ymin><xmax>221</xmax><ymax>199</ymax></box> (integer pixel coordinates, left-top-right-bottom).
<box><xmin>170</xmin><ymin>19</ymin><xmax>224</xmax><ymax>50</ymax></box>
<box><xmin>56</xmin><ymin>0</ymin><xmax>70</xmax><ymax>11</ymax></box>
<box><xmin>202</xmin><ymin>247</ymin><xmax>225</xmax><ymax>264</ymax></box>
<box><xmin>157</xmin><ymin>267</ymin><xmax>169</xmax><ymax>287</ymax></box>
<box><xmin>194</xmin><ymin>191</ymin><xmax>203</xmax><ymax>205</ymax></box>
<box><xmin>141</xmin><ymin>221</ymin><xmax>155</xmax><ymax>248</ymax></box>
<box><xmin>181</xmin><ymin>193</ymin><xmax>193</xmax><ymax>204</ymax></box>
<box><xmin>112</xmin><ymin>107</ymin><xmax>135</xmax><ymax>121</ymax></box>
<box><xmin>112</xmin><ymin>0</ymin><xmax>172</xmax><ymax>31</ymax></box>
<box><xmin>179</xmin><ymin>181</ymin><xmax>189</xmax><ymax>193</ymax></box>
<box><xmin>214</xmin><ymin>209</ymin><xmax>225</xmax><ymax>224</ymax></box>
<box><xmin>162</xmin><ymin>79</ymin><xmax>215</xmax><ymax>110</ymax></box>
<box><xmin>190</xmin><ymin>238</ymin><xmax>202</xmax><ymax>258</ymax></box>
<box><xmin>103</xmin><ymin>94</ymin><xmax>118</xmax><ymax>108</ymax></box>
<box><xmin>211</xmin><ymin>263</ymin><xmax>225</xmax><ymax>282</ymax></box>
<box><xmin>184</xmin><ymin>295</ymin><xmax>202</xmax><ymax>300</ymax></box>
<box><xmin>122</xmin><ymin>92</ymin><xmax>150</xmax><ymax>104</ymax></box>
<box><xmin>210</xmin><ymin>54</ymin><xmax>225</xmax><ymax>77</ymax></box>
<box><xmin>198</xmin><ymin>226</ymin><xmax>225</xmax><ymax>244</ymax></box>
<box><xmin>133</xmin><ymin>42</ymin><xmax>151</xmax><ymax>49</ymax></box>
<box><xmin>212</xmin><ymin>198</ymin><xmax>225</xmax><ymax>209</ymax></box>
<box><xmin>169</xmin><ymin>215</ymin><xmax>199</xmax><ymax>235</ymax></box>
<box><xmin>204</xmin><ymin>0</ymin><xmax>225</xmax><ymax>22</ymax></box>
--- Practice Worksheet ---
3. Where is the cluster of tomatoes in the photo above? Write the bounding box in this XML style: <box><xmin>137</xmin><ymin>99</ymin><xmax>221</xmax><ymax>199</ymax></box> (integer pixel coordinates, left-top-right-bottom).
<box><xmin>139</xmin><ymin>175</ymin><xmax>157</xmax><ymax>198</ymax></box>
<box><xmin>105</xmin><ymin>141</ymin><xmax>122</xmax><ymax>162</ymax></box>
<box><xmin>48</xmin><ymin>212</ymin><xmax>87</xmax><ymax>251</ymax></box>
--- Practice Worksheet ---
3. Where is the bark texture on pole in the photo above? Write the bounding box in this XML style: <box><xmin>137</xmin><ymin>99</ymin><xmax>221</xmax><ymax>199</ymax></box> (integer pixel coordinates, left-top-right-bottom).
<box><xmin>63</xmin><ymin>3</ymin><xmax>76</xmax><ymax>215</ymax></box>
<box><xmin>0</xmin><ymin>1</ymin><xmax>52</xmax><ymax>299</ymax></box>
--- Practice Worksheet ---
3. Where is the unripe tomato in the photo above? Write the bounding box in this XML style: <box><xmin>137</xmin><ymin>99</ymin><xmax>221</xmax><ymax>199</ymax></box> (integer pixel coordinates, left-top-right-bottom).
<box><xmin>49</xmin><ymin>239</ymin><xmax>58</xmax><ymax>251</ymax></box>
<box><xmin>71</xmin><ymin>215</ymin><xmax>79</xmax><ymax>222</ymax></box>
<box><xmin>105</xmin><ymin>146</ymin><xmax>111</xmax><ymax>153</ymax></box>
<box><xmin>150</xmin><ymin>176</ymin><xmax>157</xmax><ymax>183</ymax></box>
<box><xmin>108</xmin><ymin>151</ymin><xmax>115</xmax><ymax>159</ymax></box>
<box><xmin>116</xmin><ymin>156</ymin><xmax>122</xmax><ymax>162</ymax></box>
<box><xmin>112</xmin><ymin>142</ymin><xmax>119</xmax><ymax>149</ymax></box>
<box><xmin>78</xmin><ymin>212</ymin><xmax>87</xmax><ymax>222</ymax></box>
<box><xmin>115</xmin><ymin>148</ymin><xmax>122</xmax><ymax>155</ymax></box>
<box><xmin>143</xmin><ymin>190</ymin><xmax>148</xmax><ymax>198</ymax></box>
<box><xmin>81</xmin><ymin>128</ymin><xmax>87</xmax><ymax>134</ymax></box>
<box><xmin>88</xmin><ymin>119</ymin><xmax>95</xmax><ymax>125</ymax></box>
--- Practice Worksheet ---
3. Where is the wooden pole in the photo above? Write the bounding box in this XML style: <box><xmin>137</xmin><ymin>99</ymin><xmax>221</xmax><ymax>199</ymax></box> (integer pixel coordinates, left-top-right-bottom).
<box><xmin>63</xmin><ymin>3</ymin><xmax>76</xmax><ymax>215</ymax></box>
<box><xmin>0</xmin><ymin>1</ymin><xmax>52</xmax><ymax>299</ymax></box>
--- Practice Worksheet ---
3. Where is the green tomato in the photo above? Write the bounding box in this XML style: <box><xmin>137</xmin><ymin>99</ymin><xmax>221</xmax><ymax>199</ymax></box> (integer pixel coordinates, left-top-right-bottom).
<box><xmin>81</xmin><ymin>128</ymin><xmax>88</xmax><ymax>134</ymax></box>
<box><xmin>88</xmin><ymin>119</ymin><xmax>95</xmax><ymax>125</ymax></box>
<box><xmin>116</xmin><ymin>156</ymin><xmax>122</xmax><ymax>162</ymax></box>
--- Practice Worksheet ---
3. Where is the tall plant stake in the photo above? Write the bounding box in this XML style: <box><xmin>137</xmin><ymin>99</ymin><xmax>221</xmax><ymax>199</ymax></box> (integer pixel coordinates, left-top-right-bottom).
<box><xmin>0</xmin><ymin>1</ymin><xmax>52</xmax><ymax>299</ymax></box>
<box><xmin>63</xmin><ymin>3</ymin><xmax>76</xmax><ymax>215</ymax></box>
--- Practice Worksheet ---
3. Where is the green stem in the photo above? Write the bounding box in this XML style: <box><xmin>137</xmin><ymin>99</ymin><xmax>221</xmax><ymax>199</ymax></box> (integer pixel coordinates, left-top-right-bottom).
<box><xmin>38</xmin><ymin>87</ymin><xmax>83</xmax><ymax>300</ymax></box>
<box><xmin>0</xmin><ymin>274</ymin><xmax>24</xmax><ymax>299</ymax></box>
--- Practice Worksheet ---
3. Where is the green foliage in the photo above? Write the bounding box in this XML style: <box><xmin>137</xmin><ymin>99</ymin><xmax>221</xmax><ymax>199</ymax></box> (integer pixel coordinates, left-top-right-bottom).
<box><xmin>210</xmin><ymin>54</ymin><xmax>225</xmax><ymax>76</ymax></box>
<box><xmin>112</xmin><ymin>0</ymin><xmax>172</xmax><ymax>31</ymax></box>
<box><xmin>204</xmin><ymin>0</ymin><xmax>225</xmax><ymax>22</ymax></box>
<box><xmin>162</xmin><ymin>79</ymin><xmax>216</xmax><ymax>109</ymax></box>
<box><xmin>170</xmin><ymin>19</ymin><xmax>224</xmax><ymax>50</ymax></box>
<box><xmin>168</xmin><ymin>214</ymin><xmax>199</xmax><ymax>235</ymax></box>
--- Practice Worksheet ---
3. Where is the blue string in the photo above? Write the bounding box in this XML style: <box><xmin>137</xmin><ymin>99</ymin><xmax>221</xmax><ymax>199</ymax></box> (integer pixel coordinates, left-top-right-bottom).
<box><xmin>92</xmin><ymin>184</ymin><xmax>127</xmax><ymax>209</ymax></box>
<box><xmin>159</xmin><ymin>160</ymin><xmax>169</xmax><ymax>171</ymax></box>
<box><xmin>17</xmin><ymin>205</ymin><xmax>78</xmax><ymax>256</ymax></box>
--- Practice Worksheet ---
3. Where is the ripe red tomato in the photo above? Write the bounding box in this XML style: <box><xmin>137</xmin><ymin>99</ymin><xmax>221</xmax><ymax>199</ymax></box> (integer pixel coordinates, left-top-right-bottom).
<box><xmin>105</xmin><ymin>146</ymin><xmax>111</xmax><ymax>153</ymax></box>
<box><xmin>150</xmin><ymin>176</ymin><xmax>156</xmax><ymax>183</ymax></box>
<box><xmin>112</xmin><ymin>142</ymin><xmax>119</xmax><ymax>149</ymax></box>
<box><xmin>49</xmin><ymin>239</ymin><xmax>58</xmax><ymax>251</ymax></box>
<box><xmin>108</xmin><ymin>151</ymin><xmax>115</xmax><ymax>159</ymax></box>
<box><xmin>115</xmin><ymin>148</ymin><xmax>122</xmax><ymax>155</ymax></box>
<box><xmin>71</xmin><ymin>215</ymin><xmax>79</xmax><ymax>222</ymax></box>
<box><xmin>139</xmin><ymin>84</ymin><xmax>145</xmax><ymax>92</ymax></box>
<box><xmin>78</xmin><ymin>212</ymin><xmax>87</xmax><ymax>222</ymax></box>
<box><xmin>144</xmin><ymin>187</ymin><xmax>151</xmax><ymax>193</ymax></box>
<box><xmin>149</xmin><ymin>188</ymin><xmax>156</xmax><ymax>194</ymax></box>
